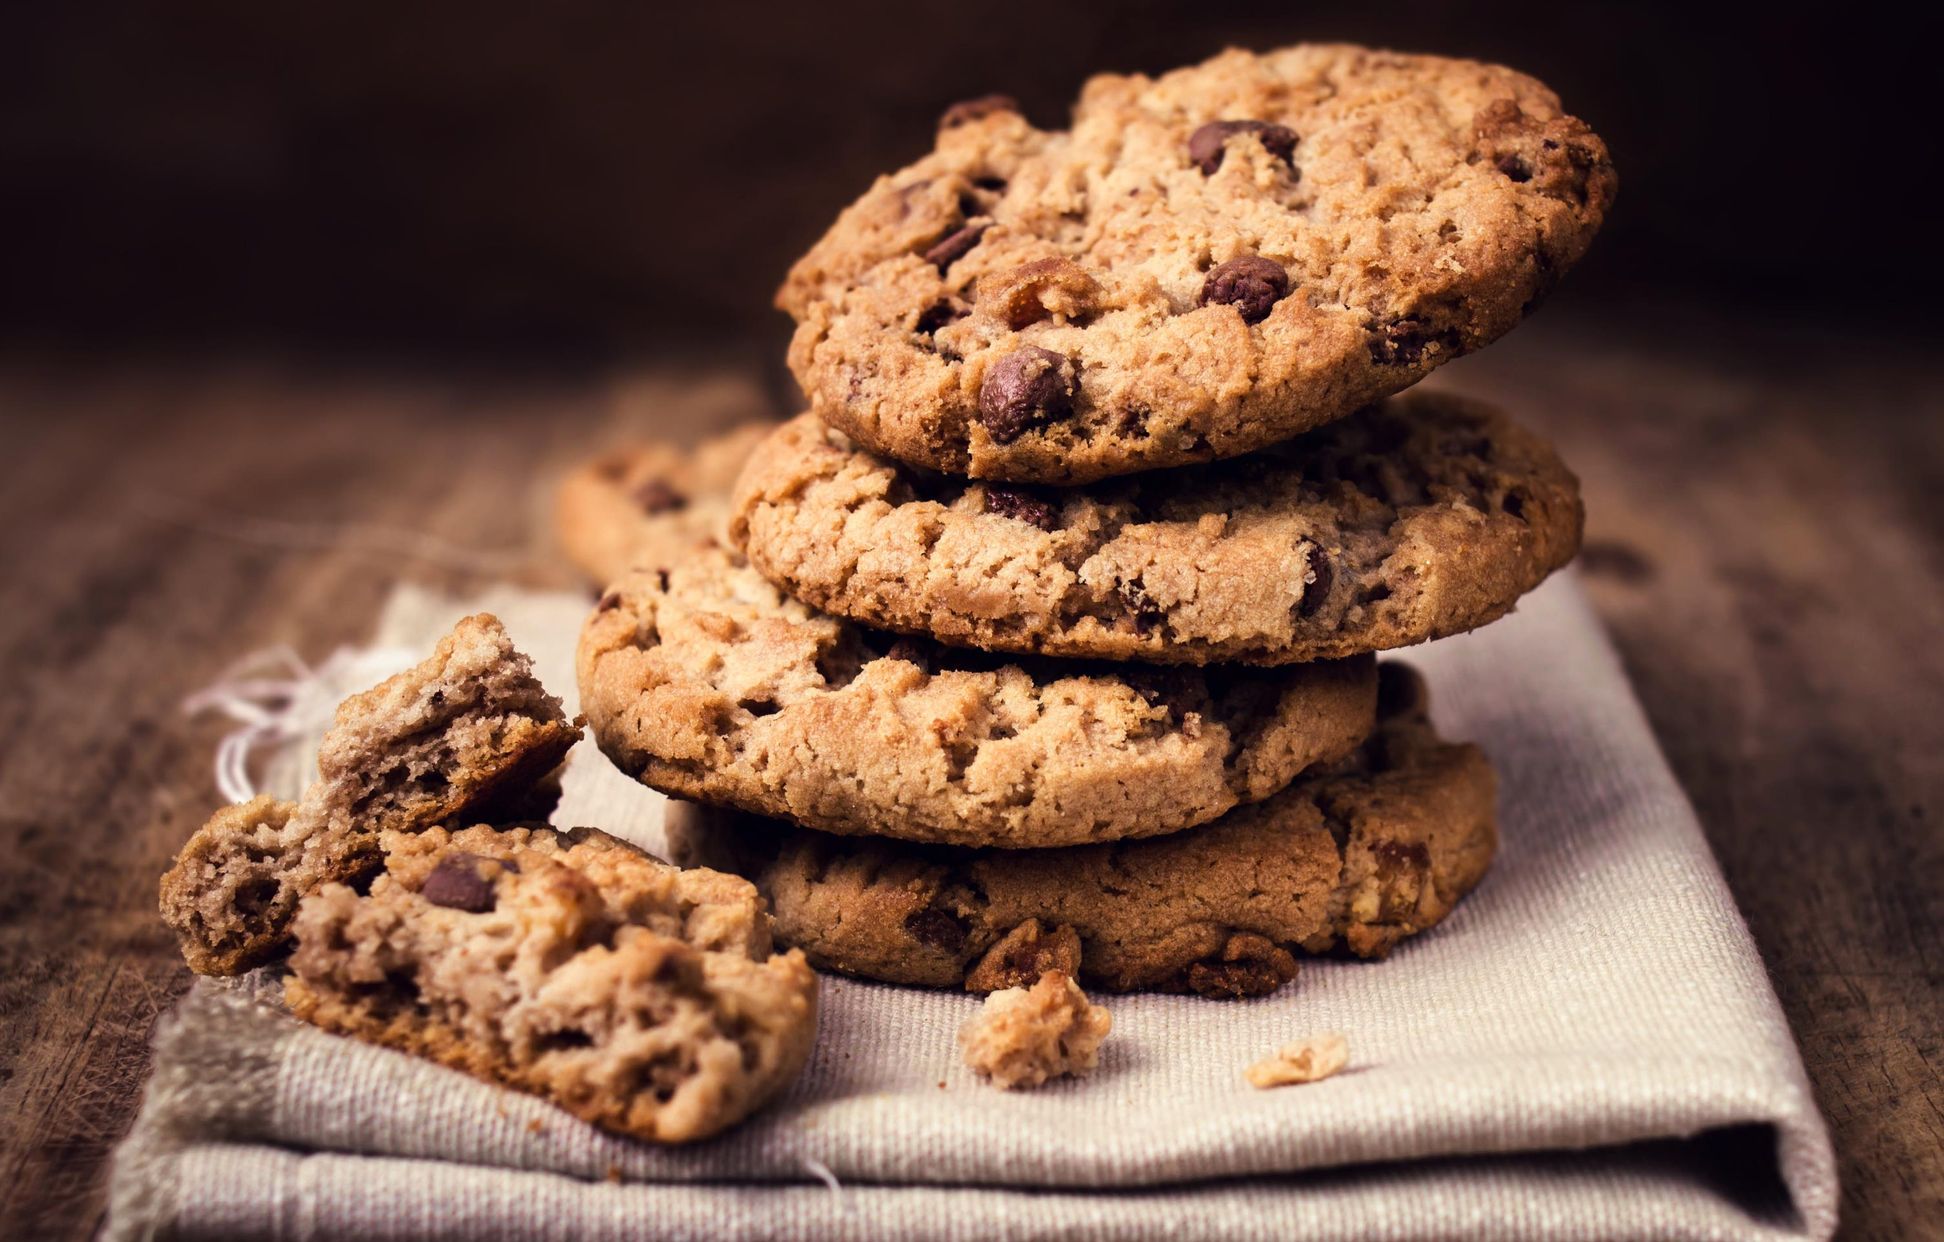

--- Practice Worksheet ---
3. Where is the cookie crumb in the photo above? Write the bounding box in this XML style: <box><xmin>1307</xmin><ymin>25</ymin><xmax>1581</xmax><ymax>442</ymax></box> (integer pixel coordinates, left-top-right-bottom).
<box><xmin>958</xmin><ymin>971</ymin><xmax>1111</xmax><ymax>1089</ymax></box>
<box><xmin>1246</xmin><ymin>1032</ymin><xmax>1350</xmax><ymax>1088</ymax></box>
<box><xmin>527</xmin><ymin>1118</ymin><xmax>547</xmax><ymax>1134</ymax></box>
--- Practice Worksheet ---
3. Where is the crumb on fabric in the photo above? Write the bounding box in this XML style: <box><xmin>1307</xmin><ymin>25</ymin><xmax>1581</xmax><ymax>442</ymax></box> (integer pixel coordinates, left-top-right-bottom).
<box><xmin>958</xmin><ymin>971</ymin><xmax>1111</xmax><ymax>1089</ymax></box>
<box><xmin>1246</xmin><ymin>1032</ymin><xmax>1350</xmax><ymax>1088</ymax></box>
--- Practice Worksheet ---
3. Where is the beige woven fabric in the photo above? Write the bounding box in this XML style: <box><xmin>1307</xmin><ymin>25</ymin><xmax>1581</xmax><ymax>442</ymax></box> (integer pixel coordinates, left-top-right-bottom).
<box><xmin>108</xmin><ymin>574</ymin><xmax>1838</xmax><ymax>1240</ymax></box>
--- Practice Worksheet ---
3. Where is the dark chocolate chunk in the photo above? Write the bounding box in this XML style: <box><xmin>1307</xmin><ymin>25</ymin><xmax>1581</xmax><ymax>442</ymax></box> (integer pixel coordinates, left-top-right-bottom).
<box><xmin>421</xmin><ymin>852</ymin><xmax>498</xmax><ymax>913</ymax></box>
<box><xmin>1368</xmin><ymin>318</ymin><xmax>1459</xmax><ymax>367</ymax></box>
<box><xmin>1188</xmin><ymin>120</ymin><xmax>1299</xmax><ymax>175</ymax></box>
<box><xmin>1199</xmin><ymin>255</ymin><xmax>1290</xmax><ymax>324</ymax></box>
<box><xmin>631</xmin><ymin>478</ymin><xmax>686</xmax><ymax>514</ymax></box>
<box><xmin>984</xmin><ymin>485</ymin><xmax>1060</xmax><ymax>531</ymax></box>
<box><xmin>904</xmin><ymin>906</ymin><xmax>970</xmax><ymax>952</ymax></box>
<box><xmin>977</xmin><ymin>346</ymin><xmax>1075</xmax><ymax>444</ymax></box>
<box><xmin>923</xmin><ymin>223</ymin><xmax>988</xmax><ymax>271</ymax></box>
<box><xmin>1298</xmin><ymin>550</ymin><xmax>1334</xmax><ymax>617</ymax></box>
<box><xmin>915</xmin><ymin>300</ymin><xmax>967</xmax><ymax>336</ymax></box>
<box><xmin>1185</xmin><ymin>957</ymin><xmax>1289</xmax><ymax>999</ymax></box>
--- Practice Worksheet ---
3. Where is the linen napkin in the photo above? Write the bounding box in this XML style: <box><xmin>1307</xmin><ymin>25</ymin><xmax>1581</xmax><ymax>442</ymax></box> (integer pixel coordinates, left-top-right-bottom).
<box><xmin>107</xmin><ymin>573</ymin><xmax>1838</xmax><ymax>1241</ymax></box>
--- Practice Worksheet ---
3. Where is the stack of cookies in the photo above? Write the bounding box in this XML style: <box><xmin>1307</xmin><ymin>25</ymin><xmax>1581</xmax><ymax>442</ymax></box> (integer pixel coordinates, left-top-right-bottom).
<box><xmin>567</xmin><ymin>43</ymin><xmax>1613</xmax><ymax>1001</ymax></box>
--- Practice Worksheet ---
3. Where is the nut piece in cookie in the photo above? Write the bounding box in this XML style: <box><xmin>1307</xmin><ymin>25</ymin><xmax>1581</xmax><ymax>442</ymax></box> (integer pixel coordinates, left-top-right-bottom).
<box><xmin>1246</xmin><ymin>1032</ymin><xmax>1350</xmax><ymax>1088</ymax></box>
<box><xmin>286</xmin><ymin>824</ymin><xmax>818</xmax><ymax>1143</ymax></box>
<box><xmin>159</xmin><ymin>614</ymin><xmax>583</xmax><ymax>975</ymax></box>
<box><xmin>958</xmin><ymin>971</ymin><xmax>1111</xmax><ymax>1090</ymax></box>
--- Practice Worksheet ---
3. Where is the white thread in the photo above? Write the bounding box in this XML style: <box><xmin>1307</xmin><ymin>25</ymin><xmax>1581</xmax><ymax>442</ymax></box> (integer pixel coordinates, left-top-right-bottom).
<box><xmin>183</xmin><ymin>643</ymin><xmax>420</xmax><ymax>801</ymax></box>
<box><xmin>802</xmin><ymin>1157</ymin><xmax>845</xmax><ymax>1201</ymax></box>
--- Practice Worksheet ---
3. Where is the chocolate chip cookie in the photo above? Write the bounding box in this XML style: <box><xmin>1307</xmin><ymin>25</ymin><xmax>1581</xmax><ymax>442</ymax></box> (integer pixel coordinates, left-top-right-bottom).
<box><xmin>732</xmin><ymin>393</ymin><xmax>1581</xmax><ymax>666</ymax></box>
<box><xmin>554</xmin><ymin>423</ymin><xmax>775</xmax><ymax>589</ymax></box>
<box><xmin>160</xmin><ymin>614</ymin><xmax>583</xmax><ymax>975</ymax></box>
<box><xmin>287</xmin><ymin>822</ymin><xmax>819</xmax><ymax>1144</ymax></box>
<box><xmin>668</xmin><ymin>663</ymin><xmax>1494</xmax><ymax>997</ymax></box>
<box><xmin>780</xmin><ymin>44</ymin><xmax>1615</xmax><ymax>483</ymax></box>
<box><xmin>576</xmin><ymin>543</ymin><xmax>1376</xmax><ymax>848</ymax></box>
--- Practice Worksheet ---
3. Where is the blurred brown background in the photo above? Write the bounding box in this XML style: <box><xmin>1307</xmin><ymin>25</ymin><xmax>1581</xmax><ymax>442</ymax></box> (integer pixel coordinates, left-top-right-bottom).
<box><xmin>1</xmin><ymin>5</ymin><xmax>1938</xmax><ymax>1239</ymax></box>
<box><xmin>1</xmin><ymin>1</ymin><xmax>1932</xmax><ymax>358</ymax></box>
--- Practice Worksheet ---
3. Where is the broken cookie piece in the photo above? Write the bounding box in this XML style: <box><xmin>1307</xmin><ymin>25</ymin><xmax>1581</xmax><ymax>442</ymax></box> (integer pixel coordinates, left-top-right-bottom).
<box><xmin>958</xmin><ymin>971</ymin><xmax>1111</xmax><ymax>1089</ymax></box>
<box><xmin>160</xmin><ymin>613</ymin><xmax>583</xmax><ymax>975</ymax></box>
<box><xmin>287</xmin><ymin>823</ymin><xmax>819</xmax><ymax>1143</ymax></box>
<box><xmin>1246</xmin><ymin>1032</ymin><xmax>1350</xmax><ymax>1088</ymax></box>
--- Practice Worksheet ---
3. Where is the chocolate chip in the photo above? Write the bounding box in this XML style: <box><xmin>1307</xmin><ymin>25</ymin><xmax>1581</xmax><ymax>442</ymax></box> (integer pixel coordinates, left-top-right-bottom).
<box><xmin>1298</xmin><ymin>551</ymin><xmax>1333</xmax><ymax>617</ymax></box>
<box><xmin>595</xmin><ymin>590</ymin><xmax>622</xmax><ymax>613</ymax></box>
<box><xmin>1495</xmin><ymin>153</ymin><xmax>1532</xmax><ymax>182</ymax></box>
<box><xmin>904</xmin><ymin>906</ymin><xmax>969</xmax><ymax>952</ymax></box>
<box><xmin>421</xmin><ymin>852</ymin><xmax>498</xmax><ymax>913</ymax></box>
<box><xmin>631</xmin><ymin>478</ymin><xmax>686</xmax><ymax>514</ymax></box>
<box><xmin>984</xmin><ymin>485</ymin><xmax>1060</xmax><ymax>531</ymax></box>
<box><xmin>940</xmin><ymin>94</ymin><xmax>1019</xmax><ymax>129</ymax></box>
<box><xmin>1368</xmin><ymin>318</ymin><xmax>1458</xmax><ymax>367</ymax></box>
<box><xmin>1199</xmin><ymin>256</ymin><xmax>1290</xmax><ymax>324</ymax></box>
<box><xmin>915</xmin><ymin>300</ymin><xmax>966</xmax><ymax>336</ymax></box>
<box><xmin>923</xmin><ymin>222</ymin><xmax>988</xmax><ymax>271</ymax></box>
<box><xmin>1118</xmin><ymin>580</ymin><xmax>1165</xmax><ymax>634</ymax></box>
<box><xmin>1188</xmin><ymin>120</ymin><xmax>1299</xmax><ymax>175</ymax></box>
<box><xmin>977</xmin><ymin>346</ymin><xmax>1074</xmax><ymax>444</ymax></box>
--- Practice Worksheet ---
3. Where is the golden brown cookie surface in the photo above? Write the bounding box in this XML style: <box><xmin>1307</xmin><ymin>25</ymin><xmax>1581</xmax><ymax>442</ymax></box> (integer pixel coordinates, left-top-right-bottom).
<box><xmin>781</xmin><ymin>45</ymin><xmax>1614</xmax><ymax>483</ymax></box>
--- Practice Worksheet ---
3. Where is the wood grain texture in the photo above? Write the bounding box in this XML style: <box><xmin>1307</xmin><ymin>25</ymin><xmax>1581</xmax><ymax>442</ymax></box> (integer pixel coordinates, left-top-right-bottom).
<box><xmin>0</xmin><ymin>305</ymin><xmax>1936</xmax><ymax>1238</ymax></box>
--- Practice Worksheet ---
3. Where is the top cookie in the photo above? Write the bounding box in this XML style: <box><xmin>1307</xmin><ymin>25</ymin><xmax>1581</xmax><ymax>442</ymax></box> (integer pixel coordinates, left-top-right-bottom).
<box><xmin>779</xmin><ymin>44</ymin><xmax>1615</xmax><ymax>484</ymax></box>
<box><xmin>732</xmin><ymin>392</ymin><xmax>1582</xmax><ymax>666</ymax></box>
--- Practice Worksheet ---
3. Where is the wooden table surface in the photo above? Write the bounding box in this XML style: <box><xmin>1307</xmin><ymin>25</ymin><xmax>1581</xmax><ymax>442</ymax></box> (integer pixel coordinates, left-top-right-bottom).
<box><xmin>0</xmin><ymin>301</ymin><xmax>1937</xmax><ymax>1238</ymax></box>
